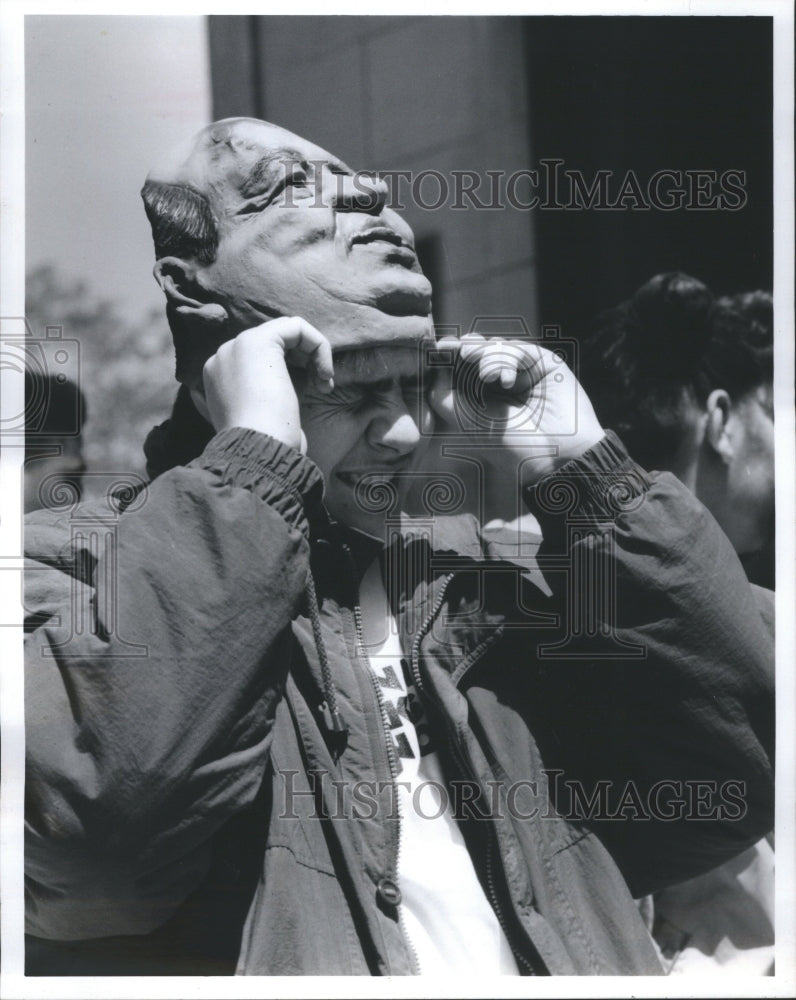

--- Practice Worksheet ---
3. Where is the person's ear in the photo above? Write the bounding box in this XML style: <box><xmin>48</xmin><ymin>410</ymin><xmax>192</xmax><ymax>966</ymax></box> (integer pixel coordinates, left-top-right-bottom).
<box><xmin>153</xmin><ymin>257</ymin><xmax>228</xmax><ymax>325</ymax></box>
<box><xmin>704</xmin><ymin>388</ymin><xmax>734</xmax><ymax>462</ymax></box>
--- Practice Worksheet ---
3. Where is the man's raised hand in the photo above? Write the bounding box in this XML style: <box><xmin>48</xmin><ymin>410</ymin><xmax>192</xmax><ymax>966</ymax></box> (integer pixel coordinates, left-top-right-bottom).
<box><xmin>195</xmin><ymin>317</ymin><xmax>334</xmax><ymax>454</ymax></box>
<box><xmin>428</xmin><ymin>334</ymin><xmax>605</xmax><ymax>488</ymax></box>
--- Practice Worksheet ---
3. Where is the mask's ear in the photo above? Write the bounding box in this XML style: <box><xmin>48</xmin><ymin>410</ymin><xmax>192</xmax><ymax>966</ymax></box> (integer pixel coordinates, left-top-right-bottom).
<box><xmin>705</xmin><ymin>388</ymin><xmax>734</xmax><ymax>462</ymax></box>
<box><xmin>153</xmin><ymin>257</ymin><xmax>228</xmax><ymax>325</ymax></box>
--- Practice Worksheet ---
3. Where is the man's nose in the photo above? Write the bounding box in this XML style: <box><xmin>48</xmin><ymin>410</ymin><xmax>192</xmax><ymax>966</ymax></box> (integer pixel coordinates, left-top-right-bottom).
<box><xmin>367</xmin><ymin>402</ymin><xmax>422</xmax><ymax>456</ymax></box>
<box><xmin>331</xmin><ymin>171</ymin><xmax>389</xmax><ymax>215</ymax></box>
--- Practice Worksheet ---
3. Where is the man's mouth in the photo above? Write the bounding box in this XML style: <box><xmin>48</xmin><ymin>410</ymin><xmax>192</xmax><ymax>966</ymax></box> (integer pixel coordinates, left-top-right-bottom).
<box><xmin>337</xmin><ymin>470</ymin><xmax>395</xmax><ymax>487</ymax></box>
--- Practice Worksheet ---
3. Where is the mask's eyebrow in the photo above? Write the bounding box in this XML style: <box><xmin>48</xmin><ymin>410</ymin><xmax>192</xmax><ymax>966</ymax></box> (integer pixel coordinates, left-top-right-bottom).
<box><xmin>240</xmin><ymin>150</ymin><xmax>354</xmax><ymax>199</ymax></box>
<box><xmin>239</xmin><ymin>148</ymin><xmax>305</xmax><ymax>198</ymax></box>
<box><xmin>328</xmin><ymin>158</ymin><xmax>354</xmax><ymax>176</ymax></box>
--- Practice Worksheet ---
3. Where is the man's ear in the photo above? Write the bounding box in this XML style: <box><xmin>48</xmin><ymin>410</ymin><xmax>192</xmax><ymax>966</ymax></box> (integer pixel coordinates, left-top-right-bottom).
<box><xmin>153</xmin><ymin>257</ymin><xmax>228</xmax><ymax>325</ymax></box>
<box><xmin>705</xmin><ymin>388</ymin><xmax>734</xmax><ymax>462</ymax></box>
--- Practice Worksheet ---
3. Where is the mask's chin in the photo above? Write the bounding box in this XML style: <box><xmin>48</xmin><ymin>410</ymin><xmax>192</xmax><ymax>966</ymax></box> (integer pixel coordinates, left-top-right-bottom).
<box><xmin>323</xmin><ymin>302</ymin><xmax>433</xmax><ymax>351</ymax></box>
<box><xmin>238</xmin><ymin>293</ymin><xmax>434</xmax><ymax>353</ymax></box>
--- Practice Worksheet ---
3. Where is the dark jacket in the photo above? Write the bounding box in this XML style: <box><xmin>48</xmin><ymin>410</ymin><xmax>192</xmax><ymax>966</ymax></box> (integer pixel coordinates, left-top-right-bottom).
<box><xmin>24</xmin><ymin>428</ymin><xmax>774</xmax><ymax>975</ymax></box>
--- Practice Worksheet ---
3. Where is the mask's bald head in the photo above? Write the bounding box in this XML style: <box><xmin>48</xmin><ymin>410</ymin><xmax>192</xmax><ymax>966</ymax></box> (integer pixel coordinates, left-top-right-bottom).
<box><xmin>142</xmin><ymin>118</ymin><xmax>433</xmax><ymax>387</ymax></box>
<box><xmin>147</xmin><ymin>118</ymin><xmax>334</xmax><ymax>198</ymax></box>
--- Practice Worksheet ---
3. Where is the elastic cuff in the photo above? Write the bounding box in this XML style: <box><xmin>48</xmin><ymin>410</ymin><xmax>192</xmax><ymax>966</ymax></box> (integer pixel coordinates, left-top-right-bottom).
<box><xmin>524</xmin><ymin>430</ymin><xmax>652</xmax><ymax>522</ymax></box>
<box><xmin>192</xmin><ymin>428</ymin><xmax>324</xmax><ymax>530</ymax></box>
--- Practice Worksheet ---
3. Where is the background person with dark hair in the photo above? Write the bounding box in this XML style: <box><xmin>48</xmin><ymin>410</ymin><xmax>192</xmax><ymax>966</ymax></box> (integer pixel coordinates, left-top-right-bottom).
<box><xmin>24</xmin><ymin>371</ymin><xmax>87</xmax><ymax>513</ymax></box>
<box><xmin>581</xmin><ymin>273</ymin><xmax>774</xmax><ymax>589</ymax></box>
<box><xmin>581</xmin><ymin>274</ymin><xmax>775</xmax><ymax>973</ymax></box>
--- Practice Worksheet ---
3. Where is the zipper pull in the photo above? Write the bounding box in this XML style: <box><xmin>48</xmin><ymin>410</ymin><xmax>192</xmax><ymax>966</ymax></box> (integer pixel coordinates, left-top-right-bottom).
<box><xmin>330</xmin><ymin>705</ymin><xmax>348</xmax><ymax>737</ymax></box>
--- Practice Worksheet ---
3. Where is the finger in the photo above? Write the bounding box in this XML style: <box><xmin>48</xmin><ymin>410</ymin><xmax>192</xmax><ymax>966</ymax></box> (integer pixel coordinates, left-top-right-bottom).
<box><xmin>500</xmin><ymin>359</ymin><xmax>518</xmax><ymax>389</ymax></box>
<box><xmin>491</xmin><ymin>342</ymin><xmax>544</xmax><ymax>396</ymax></box>
<box><xmin>501</xmin><ymin>342</ymin><xmax>536</xmax><ymax>390</ymax></box>
<box><xmin>426</xmin><ymin>369</ymin><xmax>459</xmax><ymax>430</ymax></box>
<box><xmin>434</xmin><ymin>336</ymin><xmax>463</xmax><ymax>369</ymax></box>
<box><xmin>433</xmin><ymin>336</ymin><xmax>487</xmax><ymax>386</ymax></box>
<box><xmin>479</xmin><ymin>349</ymin><xmax>503</xmax><ymax>383</ymax></box>
<box><xmin>493</xmin><ymin>342</ymin><xmax>519</xmax><ymax>389</ymax></box>
<box><xmin>519</xmin><ymin>343</ymin><xmax>549</xmax><ymax>389</ymax></box>
<box><xmin>435</xmin><ymin>335</ymin><xmax>462</xmax><ymax>350</ymax></box>
<box><xmin>477</xmin><ymin>341</ymin><xmax>523</xmax><ymax>387</ymax></box>
<box><xmin>307</xmin><ymin>336</ymin><xmax>335</xmax><ymax>392</ymax></box>
<box><xmin>458</xmin><ymin>332</ymin><xmax>487</xmax><ymax>362</ymax></box>
<box><xmin>427</xmin><ymin>363</ymin><xmax>454</xmax><ymax>411</ymax></box>
<box><xmin>274</xmin><ymin>317</ymin><xmax>335</xmax><ymax>390</ymax></box>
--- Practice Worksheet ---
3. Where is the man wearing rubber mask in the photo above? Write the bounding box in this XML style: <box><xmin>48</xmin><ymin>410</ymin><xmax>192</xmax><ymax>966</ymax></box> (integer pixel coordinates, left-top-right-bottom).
<box><xmin>24</xmin><ymin>118</ymin><xmax>773</xmax><ymax>977</ymax></box>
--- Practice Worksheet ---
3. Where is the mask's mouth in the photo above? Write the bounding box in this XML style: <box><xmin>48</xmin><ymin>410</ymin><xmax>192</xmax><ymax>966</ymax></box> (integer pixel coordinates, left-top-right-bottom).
<box><xmin>349</xmin><ymin>226</ymin><xmax>406</xmax><ymax>249</ymax></box>
<box><xmin>348</xmin><ymin>226</ymin><xmax>419</xmax><ymax>270</ymax></box>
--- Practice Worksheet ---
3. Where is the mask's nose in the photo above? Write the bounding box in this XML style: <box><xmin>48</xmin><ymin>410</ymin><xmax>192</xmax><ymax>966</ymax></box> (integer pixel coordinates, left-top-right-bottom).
<box><xmin>331</xmin><ymin>171</ymin><xmax>389</xmax><ymax>215</ymax></box>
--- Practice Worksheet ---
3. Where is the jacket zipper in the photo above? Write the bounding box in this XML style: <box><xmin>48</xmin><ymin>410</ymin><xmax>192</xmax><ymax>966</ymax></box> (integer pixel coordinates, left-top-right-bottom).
<box><xmin>408</xmin><ymin>573</ymin><xmax>455</xmax><ymax>696</ymax></box>
<box><xmin>409</xmin><ymin>572</ymin><xmax>541</xmax><ymax>975</ymax></box>
<box><xmin>444</xmin><ymin>717</ymin><xmax>539</xmax><ymax>974</ymax></box>
<box><xmin>484</xmin><ymin>825</ymin><xmax>539</xmax><ymax>974</ymax></box>
<box><xmin>345</xmin><ymin>545</ymin><xmax>421</xmax><ymax>976</ymax></box>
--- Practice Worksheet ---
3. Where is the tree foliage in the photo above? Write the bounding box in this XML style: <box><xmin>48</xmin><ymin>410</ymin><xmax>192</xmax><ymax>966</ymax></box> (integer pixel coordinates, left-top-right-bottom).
<box><xmin>26</xmin><ymin>264</ymin><xmax>177</xmax><ymax>491</ymax></box>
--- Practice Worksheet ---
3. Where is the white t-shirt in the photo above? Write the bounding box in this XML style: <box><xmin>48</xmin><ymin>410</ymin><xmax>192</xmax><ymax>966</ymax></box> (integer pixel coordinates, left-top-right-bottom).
<box><xmin>358</xmin><ymin>559</ymin><xmax>519</xmax><ymax>975</ymax></box>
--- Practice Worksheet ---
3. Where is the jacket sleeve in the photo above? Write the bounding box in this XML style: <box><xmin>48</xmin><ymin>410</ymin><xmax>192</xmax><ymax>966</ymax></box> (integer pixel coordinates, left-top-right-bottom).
<box><xmin>522</xmin><ymin>431</ymin><xmax>774</xmax><ymax>897</ymax></box>
<box><xmin>25</xmin><ymin>427</ymin><xmax>323</xmax><ymax>939</ymax></box>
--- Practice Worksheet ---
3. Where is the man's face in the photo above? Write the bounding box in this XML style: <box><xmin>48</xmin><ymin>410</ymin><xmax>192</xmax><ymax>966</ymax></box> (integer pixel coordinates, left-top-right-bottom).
<box><xmin>184</xmin><ymin>120</ymin><xmax>432</xmax><ymax>346</ymax></box>
<box><xmin>725</xmin><ymin>382</ymin><xmax>775</xmax><ymax>556</ymax></box>
<box><xmin>297</xmin><ymin>345</ymin><xmax>433</xmax><ymax>538</ymax></box>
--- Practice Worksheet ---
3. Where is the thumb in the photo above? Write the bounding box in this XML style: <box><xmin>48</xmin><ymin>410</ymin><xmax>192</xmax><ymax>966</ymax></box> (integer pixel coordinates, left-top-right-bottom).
<box><xmin>428</xmin><ymin>366</ymin><xmax>456</xmax><ymax>423</ymax></box>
